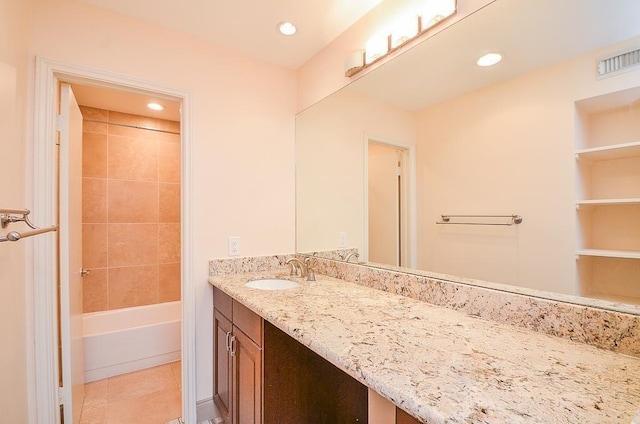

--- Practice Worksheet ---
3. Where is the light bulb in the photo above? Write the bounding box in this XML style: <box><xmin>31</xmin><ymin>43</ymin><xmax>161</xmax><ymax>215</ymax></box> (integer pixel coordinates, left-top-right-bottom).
<box><xmin>477</xmin><ymin>53</ymin><xmax>503</xmax><ymax>67</ymax></box>
<box><xmin>278</xmin><ymin>22</ymin><xmax>297</xmax><ymax>36</ymax></box>
<box><xmin>147</xmin><ymin>103</ymin><xmax>164</xmax><ymax>111</ymax></box>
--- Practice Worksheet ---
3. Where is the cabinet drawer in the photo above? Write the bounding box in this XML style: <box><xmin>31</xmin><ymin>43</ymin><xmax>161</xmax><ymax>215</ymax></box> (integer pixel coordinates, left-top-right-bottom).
<box><xmin>233</xmin><ymin>300</ymin><xmax>262</xmax><ymax>347</ymax></box>
<box><xmin>213</xmin><ymin>287</ymin><xmax>233</xmax><ymax>320</ymax></box>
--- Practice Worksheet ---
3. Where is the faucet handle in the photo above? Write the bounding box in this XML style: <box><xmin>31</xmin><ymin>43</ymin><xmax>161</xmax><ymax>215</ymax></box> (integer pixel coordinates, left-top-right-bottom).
<box><xmin>304</xmin><ymin>257</ymin><xmax>317</xmax><ymax>281</ymax></box>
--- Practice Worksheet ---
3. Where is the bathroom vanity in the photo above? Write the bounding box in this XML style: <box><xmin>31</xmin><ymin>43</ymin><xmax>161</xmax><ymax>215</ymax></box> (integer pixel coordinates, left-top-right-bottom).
<box><xmin>213</xmin><ymin>286</ymin><xmax>413</xmax><ymax>423</ymax></box>
<box><xmin>209</xmin><ymin>264</ymin><xmax>640</xmax><ymax>423</ymax></box>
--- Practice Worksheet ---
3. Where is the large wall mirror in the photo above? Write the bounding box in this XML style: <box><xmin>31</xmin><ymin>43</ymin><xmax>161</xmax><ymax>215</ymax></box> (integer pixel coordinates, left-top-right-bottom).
<box><xmin>296</xmin><ymin>0</ymin><xmax>640</xmax><ymax>312</ymax></box>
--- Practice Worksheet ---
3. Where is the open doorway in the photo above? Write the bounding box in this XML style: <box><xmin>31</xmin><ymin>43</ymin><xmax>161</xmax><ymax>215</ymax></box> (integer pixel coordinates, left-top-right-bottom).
<box><xmin>69</xmin><ymin>82</ymin><xmax>183</xmax><ymax>423</ymax></box>
<box><xmin>366</xmin><ymin>139</ymin><xmax>412</xmax><ymax>268</ymax></box>
<box><xmin>32</xmin><ymin>58</ymin><xmax>194</xmax><ymax>424</ymax></box>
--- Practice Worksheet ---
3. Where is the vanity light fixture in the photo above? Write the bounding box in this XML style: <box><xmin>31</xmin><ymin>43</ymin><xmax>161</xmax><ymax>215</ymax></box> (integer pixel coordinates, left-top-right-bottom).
<box><xmin>345</xmin><ymin>51</ymin><xmax>365</xmax><ymax>77</ymax></box>
<box><xmin>278</xmin><ymin>22</ymin><xmax>297</xmax><ymax>36</ymax></box>
<box><xmin>477</xmin><ymin>52</ymin><xmax>503</xmax><ymax>67</ymax></box>
<box><xmin>348</xmin><ymin>0</ymin><xmax>457</xmax><ymax>77</ymax></box>
<box><xmin>365</xmin><ymin>34</ymin><xmax>390</xmax><ymax>65</ymax></box>
<box><xmin>147</xmin><ymin>102</ymin><xmax>164</xmax><ymax>111</ymax></box>
<box><xmin>391</xmin><ymin>15</ymin><xmax>420</xmax><ymax>49</ymax></box>
<box><xmin>421</xmin><ymin>0</ymin><xmax>457</xmax><ymax>29</ymax></box>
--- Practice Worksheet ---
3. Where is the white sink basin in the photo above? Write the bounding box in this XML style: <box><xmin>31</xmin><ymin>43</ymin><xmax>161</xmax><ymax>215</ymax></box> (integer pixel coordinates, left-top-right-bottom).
<box><xmin>244</xmin><ymin>279</ymin><xmax>299</xmax><ymax>290</ymax></box>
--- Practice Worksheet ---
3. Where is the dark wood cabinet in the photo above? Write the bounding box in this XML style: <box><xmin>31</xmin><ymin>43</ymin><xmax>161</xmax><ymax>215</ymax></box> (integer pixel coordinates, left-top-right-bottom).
<box><xmin>263</xmin><ymin>321</ymin><xmax>368</xmax><ymax>424</ymax></box>
<box><xmin>214</xmin><ymin>288</ymin><xmax>263</xmax><ymax>424</ymax></box>
<box><xmin>233</xmin><ymin>326</ymin><xmax>262</xmax><ymax>424</ymax></box>
<box><xmin>214</xmin><ymin>287</ymin><xmax>420</xmax><ymax>424</ymax></box>
<box><xmin>213</xmin><ymin>309</ymin><xmax>233</xmax><ymax>423</ymax></box>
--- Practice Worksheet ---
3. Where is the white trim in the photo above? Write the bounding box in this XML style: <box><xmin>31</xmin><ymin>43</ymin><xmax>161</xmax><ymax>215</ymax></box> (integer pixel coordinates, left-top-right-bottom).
<box><xmin>32</xmin><ymin>57</ymin><xmax>196</xmax><ymax>423</ymax></box>
<box><xmin>362</xmin><ymin>137</ymin><xmax>370</xmax><ymax>263</ymax></box>
<box><xmin>363</xmin><ymin>134</ymin><xmax>417</xmax><ymax>268</ymax></box>
<box><xmin>407</xmin><ymin>142</ymin><xmax>417</xmax><ymax>269</ymax></box>
<box><xmin>33</xmin><ymin>56</ymin><xmax>60</xmax><ymax>424</ymax></box>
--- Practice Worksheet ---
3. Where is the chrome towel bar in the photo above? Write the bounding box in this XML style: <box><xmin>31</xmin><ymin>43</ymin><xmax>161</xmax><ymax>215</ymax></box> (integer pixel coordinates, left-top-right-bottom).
<box><xmin>1</xmin><ymin>208</ymin><xmax>58</xmax><ymax>243</ymax></box>
<box><xmin>436</xmin><ymin>214</ymin><xmax>523</xmax><ymax>226</ymax></box>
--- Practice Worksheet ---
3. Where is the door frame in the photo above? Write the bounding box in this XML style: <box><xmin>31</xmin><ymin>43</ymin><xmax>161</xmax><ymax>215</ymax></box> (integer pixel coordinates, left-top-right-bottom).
<box><xmin>32</xmin><ymin>57</ymin><xmax>195</xmax><ymax>423</ymax></box>
<box><xmin>363</xmin><ymin>135</ymin><xmax>417</xmax><ymax>268</ymax></box>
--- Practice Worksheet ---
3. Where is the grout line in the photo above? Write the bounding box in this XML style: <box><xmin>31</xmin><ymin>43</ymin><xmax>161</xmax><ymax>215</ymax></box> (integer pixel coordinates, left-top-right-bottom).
<box><xmin>106</xmin><ymin>112</ymin><xmax>111</xmax><ymax>310</ymax></box>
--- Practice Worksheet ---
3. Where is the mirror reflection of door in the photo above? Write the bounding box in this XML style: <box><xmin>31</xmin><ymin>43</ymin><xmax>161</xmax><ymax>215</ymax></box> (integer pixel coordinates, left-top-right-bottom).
<box><xmin>368</xmin><ymin>142</ymin><xmax>405</xmax><ymax>267</ymax></box>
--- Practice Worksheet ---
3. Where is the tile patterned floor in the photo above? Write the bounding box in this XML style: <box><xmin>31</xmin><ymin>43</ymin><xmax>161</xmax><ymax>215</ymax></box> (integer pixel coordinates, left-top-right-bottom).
<box><xmin>79</xmin><ymin>361</ymin><xmax>182</xmax><ymax>424</ymax></box>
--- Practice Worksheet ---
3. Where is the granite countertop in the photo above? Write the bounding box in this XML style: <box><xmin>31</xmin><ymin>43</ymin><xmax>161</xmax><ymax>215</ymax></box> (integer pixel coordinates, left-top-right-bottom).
<box><xmin>209</xmin><ymin>268</ymin><xmax>640</xmax><ymax>423</ymax></box>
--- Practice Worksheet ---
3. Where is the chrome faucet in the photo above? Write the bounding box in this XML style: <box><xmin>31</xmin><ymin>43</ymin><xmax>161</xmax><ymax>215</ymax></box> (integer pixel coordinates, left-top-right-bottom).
<box><xmin>343</xmin><ymin>252</ymin><xmax>360</xmax><ymax>263</ymax></box>
<box><xmin>286</xmin><ymin>257</ymin><xmax>316</xmax><ymax>281</ymax></box>
<box><xmin>286</xmin><ymin>257</ymin><xmax>307</xmax><ymax>278</ymax></box>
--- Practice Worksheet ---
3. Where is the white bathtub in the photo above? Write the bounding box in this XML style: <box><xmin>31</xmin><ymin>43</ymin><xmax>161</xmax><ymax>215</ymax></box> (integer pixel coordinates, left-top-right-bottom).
<box><xmin>83</xmin><ymin>301</ymin><xmax>181</xmax><ymax>382</ymax></box>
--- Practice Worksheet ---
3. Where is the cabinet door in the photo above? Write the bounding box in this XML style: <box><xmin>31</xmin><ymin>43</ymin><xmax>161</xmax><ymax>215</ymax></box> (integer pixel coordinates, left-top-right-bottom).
<box><xmin>233</xmin><ymin>327</ymin><xmax>263</xmax><ymax>424</ymax></box>
<box><xmin>214</xmin><ymin>309</ymin><xmax>233</xmax><ymax>423</ymax></box>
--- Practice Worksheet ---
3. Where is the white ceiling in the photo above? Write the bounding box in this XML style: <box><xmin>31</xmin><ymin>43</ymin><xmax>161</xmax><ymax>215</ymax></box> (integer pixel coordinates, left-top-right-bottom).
<box><xmin>79</xmin><ymin>0</ymin><xmax>383</xmax><ymax>70</ymax></box>
<box><xmin>73</xmin><ymin>0</ymin><xmax>384</xmax><ymax>119</ymax></box>
<box><xmin>72</xmin><ymin>0</ymin><xmax>640</xmax><ymax>118</ymax></box>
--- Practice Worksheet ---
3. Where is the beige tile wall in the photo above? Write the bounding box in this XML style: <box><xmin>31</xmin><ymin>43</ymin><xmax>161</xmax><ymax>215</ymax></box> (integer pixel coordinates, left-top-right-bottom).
<box><xmin>81</xmin><ymin>106</ymin><xmax>181</xmax><ymax>313</ymax></box>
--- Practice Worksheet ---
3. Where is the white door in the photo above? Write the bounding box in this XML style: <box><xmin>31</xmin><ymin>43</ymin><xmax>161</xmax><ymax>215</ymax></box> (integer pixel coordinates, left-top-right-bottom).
<box><xmin>59</xmin><ymin>82</ymin><xmax>85</xmax><ymax>424</ymax></box>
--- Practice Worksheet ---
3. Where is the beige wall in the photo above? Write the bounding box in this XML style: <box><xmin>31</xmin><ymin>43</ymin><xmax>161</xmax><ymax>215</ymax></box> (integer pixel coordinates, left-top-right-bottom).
<box><xmin>29</xmin><ymin>0</ymin><xmax>296</xmax><ymax>401</ymax></box>
<box><xmin>296</xmin><ymin>88</ymin><xmax>415</xmax><ymax>256</ymax></box>
<box><xmin>416</xmin><ymin>36</ymin><xmax>640</xmax><ymax>294</ymax></box>
<box><xmin>0</xmin><ymin>0</ymin><xmax>32</xmax><ymax>421</ymax></box>
<box><xmin>81</xmin><ymin>107</ymin><xmax>181</xmax><ymax>312</ymax></box>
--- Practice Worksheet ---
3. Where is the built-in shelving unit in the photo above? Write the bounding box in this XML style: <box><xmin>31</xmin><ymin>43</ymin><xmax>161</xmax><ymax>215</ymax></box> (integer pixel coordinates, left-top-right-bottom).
<box><xmin>575</xmin><ymin>87</ymin><xmax>640</xmax><ymax>305</ymax></box>
<box><xmin>576</xmin><ymin>198</ymin><xmax>640</xmax><ymax>208</ymax></box>
<box><xmin>576</xmin><ymin>249</ymin><xmax>640</xmax><ymax>260</ymax></box>
<box><xmin>575</xmin><ymin>140</ymin><xmax>640</xmax><ymax>161</ymax></box>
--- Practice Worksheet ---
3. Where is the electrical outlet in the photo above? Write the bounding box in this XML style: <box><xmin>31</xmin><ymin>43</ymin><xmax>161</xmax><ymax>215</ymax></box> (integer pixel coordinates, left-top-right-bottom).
<box><xmin>228</xmin><ymin>236</ymin><xmax>240</xmax><ymax>256</ymax></box>
<box><xmin>338</xmin><ymin>232</ymin><xmax>347</xmax><ymax>248</ymax></box>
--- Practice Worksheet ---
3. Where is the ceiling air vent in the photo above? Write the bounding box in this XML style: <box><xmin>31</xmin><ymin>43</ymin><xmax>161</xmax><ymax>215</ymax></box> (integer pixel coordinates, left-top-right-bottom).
<box><xmin>597</xmin><ymin>46</ymin><xmax>640</xmax><ymax>79</ymax></box>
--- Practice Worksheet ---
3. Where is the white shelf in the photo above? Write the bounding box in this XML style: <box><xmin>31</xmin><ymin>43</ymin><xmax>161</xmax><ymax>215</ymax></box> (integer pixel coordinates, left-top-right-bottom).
<box><xmin>575</xmin><ymin>140</ymin><xmax>640</xmax><ymax>162</ymax></box>
<box><xmin>576</xmin><ymin>198</ymin><xmax>640</xmax><ymax>208</ymax></box>
<box><xmin>576</xmin><ymin>249</ymin><xmax>640</xmax><ymax>260</ymax></box>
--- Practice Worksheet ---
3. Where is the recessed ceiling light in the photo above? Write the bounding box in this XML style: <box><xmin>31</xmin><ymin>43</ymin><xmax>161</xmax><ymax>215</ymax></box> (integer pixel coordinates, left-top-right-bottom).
<box><xmin>147</xmin><ymin>102</ymin><xmax>164</xmax><ymax>111</ymax></box>
<box><xmin>278</xmin><ymin>22</ymin><xmax>297</xmax><ymax>36</ymax></box>
<box><xmin>477</xmin><ymin>52</ymin><xmax>503</xmax><ymax>67</ymax></box>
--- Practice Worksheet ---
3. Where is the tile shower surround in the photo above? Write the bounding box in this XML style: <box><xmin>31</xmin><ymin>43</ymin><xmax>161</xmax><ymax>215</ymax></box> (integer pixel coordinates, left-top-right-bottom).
<box><xmin>81</xmin><ymin>107</ymin><xmax>181</xmax><ymax>313</ymax></box>
<box><xmin>210</xmin><ymin>254</ymin><xmax>640</xmax><ymax>357</ymax></box>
